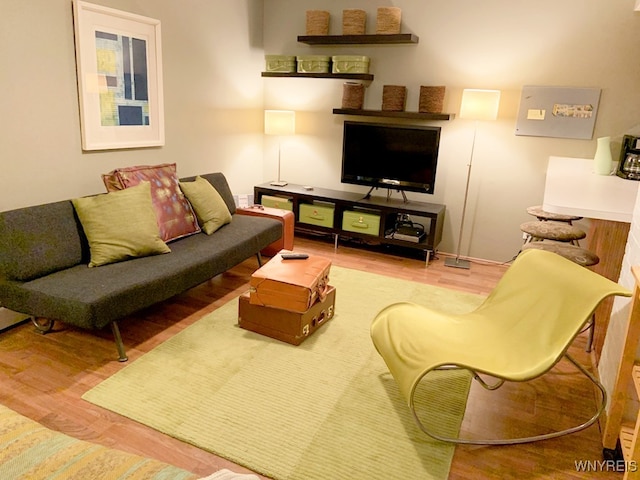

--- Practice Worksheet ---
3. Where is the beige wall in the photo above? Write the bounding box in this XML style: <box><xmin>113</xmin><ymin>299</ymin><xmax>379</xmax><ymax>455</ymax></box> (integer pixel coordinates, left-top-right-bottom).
<box><xmin>3</xmin><ymin>1</ymin><xmax>639</xmax><ymax>260</ymax></box>
<box><xmin>263</xmin><ymin>0</ymin><xmax>640</xmax><ymax>261</ymax></box>
<box><xmin>1</xmin><ymin>0</ymin><xmax>265</xmax><ymax>212</ymax></box>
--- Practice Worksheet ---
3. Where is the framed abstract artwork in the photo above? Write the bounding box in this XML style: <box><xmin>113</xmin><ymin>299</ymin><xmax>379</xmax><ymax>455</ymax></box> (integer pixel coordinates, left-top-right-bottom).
<box><xmin>73</xmin><ymin>0</ymin><xmax>164</xmax><ymax>150</ymax></box>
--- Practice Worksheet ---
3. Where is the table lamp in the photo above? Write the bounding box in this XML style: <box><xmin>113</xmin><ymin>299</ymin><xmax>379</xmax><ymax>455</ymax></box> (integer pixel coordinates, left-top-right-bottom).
<box><xmin>265</xmin><ymin>110</ymin><xmax>296</xmax><ymax>187</ymax></box>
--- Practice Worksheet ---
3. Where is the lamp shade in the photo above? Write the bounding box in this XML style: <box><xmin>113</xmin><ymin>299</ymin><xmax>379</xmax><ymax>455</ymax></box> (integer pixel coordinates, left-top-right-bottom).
<box><xmin>459</xmin><ymin>89</ymin><xmax>501</xmax><ymax>121</ymax></box>
<box><xmin>264</xmin><ymin>110</ymin><xmax>296</xmax><ymax>135</ymax></box>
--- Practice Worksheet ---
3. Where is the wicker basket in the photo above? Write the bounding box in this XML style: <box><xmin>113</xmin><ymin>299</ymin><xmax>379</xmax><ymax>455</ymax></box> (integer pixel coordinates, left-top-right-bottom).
<box><xmin>419</xmin><ymin>86</ymin><xmax>446</xmax><ymax>113</ymax></box>
<box><xmin>382</xmin><ymin>85</ymin><xmax>406</xmax><ymax>112</ymax></box>
<box><xmin>342</xmin><ymin>9</ymin><xmax>366</xmax><ymax>35</ymax></box>
<box><xmin>376</xmin><ymin>7</ymin><xmax>401</xmax><ymax>34</ymax></box>
<box><xmin>306</xmin><ymin>10</ymin><xmax>330</xmax><ymax>35</ymax></box>
<box><xmin>342</xmin><ymin>82</ymin><xmax>365</xmax><ymax>109</ymax></box>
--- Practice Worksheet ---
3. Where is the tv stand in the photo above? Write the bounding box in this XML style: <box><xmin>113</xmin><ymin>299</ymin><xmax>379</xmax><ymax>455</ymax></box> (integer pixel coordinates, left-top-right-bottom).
<box><xmin>362</xmin><ymin>186</ymin><xmax>409</xmax><ymax>203</ymax></box>
<box><xmin>254</xmin><ymin>183</ymin><xmax>445</xmax><ymax>264</ymax></box>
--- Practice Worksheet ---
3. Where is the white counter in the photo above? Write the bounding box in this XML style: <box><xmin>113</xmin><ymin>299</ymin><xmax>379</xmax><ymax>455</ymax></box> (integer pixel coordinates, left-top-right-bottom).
<box><xmin>542</xmin><ymin>156</ymin><xmax>639</xmax><ymax>223</ymax></box>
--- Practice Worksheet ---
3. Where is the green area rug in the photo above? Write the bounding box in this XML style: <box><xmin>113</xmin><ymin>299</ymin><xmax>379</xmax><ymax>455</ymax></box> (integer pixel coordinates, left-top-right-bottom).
<box><xmin>83</xmin><ymin>266</ymin><xmax>484</xmax><ymax>480</ymax></box>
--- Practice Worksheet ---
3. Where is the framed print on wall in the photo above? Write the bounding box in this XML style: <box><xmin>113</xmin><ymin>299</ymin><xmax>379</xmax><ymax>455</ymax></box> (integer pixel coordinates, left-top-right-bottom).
<box><xmin>73</xmin><ymin>0</ymin><xmax>164</xmax><ymax>150</ymax></box>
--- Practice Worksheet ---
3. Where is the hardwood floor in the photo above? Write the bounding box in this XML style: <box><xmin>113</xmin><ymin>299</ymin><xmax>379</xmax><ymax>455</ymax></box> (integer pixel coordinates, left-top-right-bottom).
<box><xmin>0</xmin><ymin>235</ymin><xmax>619</xmax><ymax>479</ymax></box>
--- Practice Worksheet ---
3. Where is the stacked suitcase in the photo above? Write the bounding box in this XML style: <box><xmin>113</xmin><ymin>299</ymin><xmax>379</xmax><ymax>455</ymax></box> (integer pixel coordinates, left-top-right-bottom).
<box><xmin>238</xmin><ymin>252</ymin><xmax>336</xmax><ymax>345</ymax></box>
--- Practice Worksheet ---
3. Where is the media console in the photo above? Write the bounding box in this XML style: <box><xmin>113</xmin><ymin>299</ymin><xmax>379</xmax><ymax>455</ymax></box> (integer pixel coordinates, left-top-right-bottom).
<box><xmin>254</xmin><ymin>183</ymin><xmax>445</xmax><ymax>264</ymax></box>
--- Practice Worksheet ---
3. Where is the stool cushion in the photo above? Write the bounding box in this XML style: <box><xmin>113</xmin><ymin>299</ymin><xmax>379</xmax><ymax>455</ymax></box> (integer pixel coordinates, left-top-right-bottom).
<box><xmin>520</xmin><ymin>221</ymin><xmax>586</xmax><ymax>241</ymax></box>
<box><xmin>526</xmin><ymin>205</ymin><xmax>582</xmax><ymax>222</ymax></box>
<box><xmin>521</xmin><ymin>241</ymin><xmax>599</xmax><ymax>267</ymax></box>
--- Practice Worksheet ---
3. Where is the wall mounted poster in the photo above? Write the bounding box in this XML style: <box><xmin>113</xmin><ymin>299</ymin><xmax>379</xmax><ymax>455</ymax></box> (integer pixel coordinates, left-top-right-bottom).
<box><xmin>515</xmin><ymin>86</ymin><xmax>601</xmax><ymax>140</ymax></box>
<box><xmin>73</xmin><ymin>0</ymin><xmax>164</xmax><ymax>150</ymax></box>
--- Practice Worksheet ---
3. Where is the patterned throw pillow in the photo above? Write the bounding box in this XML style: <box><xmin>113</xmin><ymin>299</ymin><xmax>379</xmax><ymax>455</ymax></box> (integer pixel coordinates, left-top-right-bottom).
<box><xmin>102</xmin><ymin>163</ymin><xmax>200</xmax><ymax>242</ymax></box>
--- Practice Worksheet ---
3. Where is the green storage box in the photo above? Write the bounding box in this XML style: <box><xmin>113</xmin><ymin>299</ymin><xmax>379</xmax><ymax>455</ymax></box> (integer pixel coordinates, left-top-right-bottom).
<box><xmin>265</xmin><ymin>55</ymin><xmax>296</xmax><ymax>73</ymax></box>
<box><xmin>299</xmin><ymin>202</ymin><xmax>335</xmax><ymax>228</ymax></box>
<box><xmin>261</xmin><ymin>195</ymin><xmax>293</xmax><ymax>211</ymax></box>
<box><xmin>342</xmin><ymin>210</ymin><xmax>380</xmax><ymax>236</ymax></box>
<box><xmin>332</xmin><ymin>55</ymin><xmax>370</xmax><ymax>74</ymax></box>
<box><xmin>297</xmin><ymin>55</ymin><xmax>331</xmax><ymax>73</ymax></box>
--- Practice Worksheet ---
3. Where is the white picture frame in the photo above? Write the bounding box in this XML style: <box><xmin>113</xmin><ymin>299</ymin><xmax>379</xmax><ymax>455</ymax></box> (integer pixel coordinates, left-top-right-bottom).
<box><xmin>73</xmin><ymin>0</ymin><xmax>164</xmax><ymax>150</ymax></box>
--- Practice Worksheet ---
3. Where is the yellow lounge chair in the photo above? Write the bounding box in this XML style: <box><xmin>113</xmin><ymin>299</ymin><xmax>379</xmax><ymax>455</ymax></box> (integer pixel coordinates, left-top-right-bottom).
<box><xmin>370</xmin><ymin>248</ymin><xmax>631</xmax><ymax>445</ymax></box>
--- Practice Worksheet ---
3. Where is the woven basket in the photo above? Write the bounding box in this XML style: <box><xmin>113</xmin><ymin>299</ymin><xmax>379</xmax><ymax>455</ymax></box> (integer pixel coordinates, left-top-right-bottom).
<box><xmin>342</xmin><ymin>9</ymin><xmax>366</xmax><ymax>35</ymax></box>
<box><xmin>382</xmin><ymin>85</ymin><xmax>406</xmax><ymax>112</ymax></box>
<box><xmin>342</xmin><ymin>82</ymin><xmax>365</xmax><ymax>109</ymax></box>
<box><xmin>419</xmin><ymin>86</ymin><xmax>446</xmax><ymax>113</ymax></box>
<box><xmin>376</xmin><ymin>7</ymin><xmax>401</xmax><ymax>34</ymax></box>
<box><xmin>306</xmin><ymin>10</ymin><xmax>330</xmax><ymax>35</ymax></box>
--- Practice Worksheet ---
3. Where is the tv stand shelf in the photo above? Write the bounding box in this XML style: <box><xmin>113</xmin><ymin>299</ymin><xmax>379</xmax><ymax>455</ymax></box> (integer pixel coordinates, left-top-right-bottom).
<box><xmin>254</xmin><ymin>183</ymin><xmax>445</xmax><ymax>264</ymax></box>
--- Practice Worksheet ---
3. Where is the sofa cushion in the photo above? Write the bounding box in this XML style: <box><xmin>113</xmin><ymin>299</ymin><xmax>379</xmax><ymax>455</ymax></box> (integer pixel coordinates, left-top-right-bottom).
<box><xmin>180</xmin><ymin>176</ymin><xmax>232</xmax><ymax>234</ymax></box>
<box><xmin>72</xmin><ymin>182</ymin><xmax>171</xmax><ymax>267</ymax></box>
<box><xmin>102</xmin><ymin>163</ymin><xmax>200</xmax><ymax>242</ymax></box>
<box><xmin>0</xmin><ymin>201</ymin><xmax>85</xmax><ymax>281</ymax></box>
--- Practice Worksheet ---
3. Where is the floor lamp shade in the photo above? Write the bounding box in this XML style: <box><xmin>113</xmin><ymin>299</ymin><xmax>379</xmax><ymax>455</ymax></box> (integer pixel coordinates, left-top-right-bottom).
<box><xmin>444</xmin><ymin>88</ymin><xmax>501</xmax><ymax>269</ymax></box>
<box><xmin>459</xmin><ymin>89</ymin><xmax>500</xmax><ymax>121</ymax></box>
<box><xmin>264</xmin><ymin>110</ymin><xmax>295</xmax><ymax>136</ymax></box>
<box><xmin>265</xmin><ymin>110</ymin><xmax>295</xmax><ymax>187</ymax></box>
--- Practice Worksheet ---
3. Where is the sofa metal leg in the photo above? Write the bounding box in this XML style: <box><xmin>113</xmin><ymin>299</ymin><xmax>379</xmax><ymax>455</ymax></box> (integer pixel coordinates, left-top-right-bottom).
<box><xmin>31</xmin><ymin>316</ymin><xmax>55</xmax><ymax>334</ymax></box>
<box><xmin>110</xmin><ymin>321</ymin><xmax>128</xmax><ymax>362</ymax></box>
<box><xmin>256</xmin><ymin>252</ymin><xmax>263</xmax><ymax>267</ymax></box>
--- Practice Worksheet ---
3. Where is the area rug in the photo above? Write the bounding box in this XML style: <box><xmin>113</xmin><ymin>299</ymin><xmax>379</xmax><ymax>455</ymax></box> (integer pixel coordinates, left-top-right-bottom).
<box><xmin>83</xmin><ymin>266</ymin><xmax>485</xmax><ymax>480</ymax></box>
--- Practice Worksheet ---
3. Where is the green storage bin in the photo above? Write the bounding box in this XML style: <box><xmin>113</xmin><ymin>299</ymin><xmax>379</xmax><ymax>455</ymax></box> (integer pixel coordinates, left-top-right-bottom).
<box><xmin>299</xmin><ymin>202</ymin><xmax>335</xmax><ymax>228</ymax></box>
<box><xmin>261</xmin><ymin>195</ymin><xmax>293</xmax><ymax>211</ymax></box>
<box><xmin>265</xmin><ymin>55</ymin><xmax>296</xmax><ymax>73</ymax></box>
<box><xmin>332</xmin><ymin>55</ymin><xmax>370</xmax><ymax>74</ymax></box>
<box><xmin>342</xmin><ymin>210</ymin><xmax>380</xmax><ymax>236</ymax></box>
<box><xmin>296</xmin><ymin>55</ymin><xmax>331</xmax><ymax>73</ymax></box>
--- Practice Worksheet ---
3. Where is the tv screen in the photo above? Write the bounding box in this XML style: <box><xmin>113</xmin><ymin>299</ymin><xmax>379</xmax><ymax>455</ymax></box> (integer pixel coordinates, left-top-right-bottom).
<box><xmin>341</xmin><ymin>121</ymin><xmax>441</xmax><ymax>195</ymax></box>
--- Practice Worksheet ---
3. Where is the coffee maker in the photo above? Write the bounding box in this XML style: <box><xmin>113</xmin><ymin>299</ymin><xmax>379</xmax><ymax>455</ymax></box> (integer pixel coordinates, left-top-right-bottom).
<box><xmin>617</xmin><ymin>135</ymin><xmax>640</xmax><ymax>180</ymax></box>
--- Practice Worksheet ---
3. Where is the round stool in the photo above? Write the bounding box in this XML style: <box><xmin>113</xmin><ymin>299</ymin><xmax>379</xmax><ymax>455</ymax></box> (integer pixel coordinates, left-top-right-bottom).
<box><xmin>521</xmin><ymin>241</ymin><xmax>599</xmax><ymax>267</ymax></box>
<box><xmin>520</xmin><ymin>241</ymin><xmax>599</xmax><ymax>352</ymax></box>
<box><xmin>520</xmin><ymin>220</ymin><xmax>586</xmax><ymax>245</ymax></box>
<box><xmin>526</xmin><ymin>205</ymin><xmax>582</xmax><ymax>224</ymax></box>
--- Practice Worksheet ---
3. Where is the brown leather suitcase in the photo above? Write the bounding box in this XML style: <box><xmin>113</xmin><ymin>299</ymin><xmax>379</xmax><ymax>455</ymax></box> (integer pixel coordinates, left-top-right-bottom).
<box><xmin>236</xmin><ymin>205</ymin><xmax>294</xmax><ymax>256</ymax></box>
<box><xmin>239</xmin><ymin>286</ymin><xmax>336</xmax><ymax>345</ymax></box>
<box><xmin>249</xmin><ymin>253</ymin><xmax>331</xmax><ymax>313</ymax></box>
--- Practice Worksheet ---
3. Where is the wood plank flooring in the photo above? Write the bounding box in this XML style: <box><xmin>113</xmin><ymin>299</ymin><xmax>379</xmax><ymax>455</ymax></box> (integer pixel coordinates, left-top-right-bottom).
<box><xmin>0</xmin><ymin>235</ymin><xmax>619</xmax><ymax>479</ymax></box>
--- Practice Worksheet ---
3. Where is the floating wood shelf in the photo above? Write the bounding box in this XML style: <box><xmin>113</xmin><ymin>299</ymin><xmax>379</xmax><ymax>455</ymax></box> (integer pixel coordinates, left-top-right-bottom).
<box><xmin>262</xmin><ymin>72</ymin><xmax>374</xmax><ymax>81</ymax></box>
<box><xmin>333</xmin><ymin>108</ymin><xmax>455</xmax><ymax>121</ymax></box>
<box><xmin>297</xmin><ymin>34</ymin><xmax>419</xmax><ymax>45</ymax></box>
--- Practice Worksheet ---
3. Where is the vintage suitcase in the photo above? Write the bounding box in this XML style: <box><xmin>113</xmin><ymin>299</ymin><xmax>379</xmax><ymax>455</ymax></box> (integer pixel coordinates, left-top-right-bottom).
<box><xmin>239</xmin><ymin>286</ymin><xmax>336</xmax><ymax>345</ymax></box>
<box><xmin>236</xmin><ymin>205</ymin><xmax>294</xmax><ymax>256</ymax></box>
<box><xmin>249</xmin><ymin>253</ymin><xmax>331</xmax><ymax>313</ymax></box>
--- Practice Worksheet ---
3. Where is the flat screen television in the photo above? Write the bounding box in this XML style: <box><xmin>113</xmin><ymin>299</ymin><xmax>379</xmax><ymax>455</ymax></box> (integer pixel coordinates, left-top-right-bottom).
<box><xmin>341</xmin><ymin>121</ymin><xmax>441</xmax><ymax>195</ymax></box>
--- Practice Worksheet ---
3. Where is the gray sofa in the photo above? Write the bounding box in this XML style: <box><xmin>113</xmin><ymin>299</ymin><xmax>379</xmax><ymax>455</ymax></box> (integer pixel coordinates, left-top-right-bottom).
<box><xmin>0</xmin><ymin>173</ymin><xmax>281</xmax><ymax>361</ymax></box>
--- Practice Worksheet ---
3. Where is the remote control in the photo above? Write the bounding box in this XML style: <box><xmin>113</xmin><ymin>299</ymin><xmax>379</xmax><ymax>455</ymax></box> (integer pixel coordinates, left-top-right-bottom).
<box><xmin>281</xmin><ymin>253</ymin><xmax>309</xmax><ymax>260</ymax></box>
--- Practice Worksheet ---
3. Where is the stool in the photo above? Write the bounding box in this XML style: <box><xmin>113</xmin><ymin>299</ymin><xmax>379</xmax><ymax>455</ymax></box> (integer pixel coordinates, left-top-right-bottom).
<box><xmin>526</xmin><ymin>205</ymin><xmax>582</xmax><ymax>224</ymax></box>
<box><xmin>520</xmin><ymin>220</ymin><xmax>586</xmax><ymax>246</ymax></box>
<box><xmin>521</xmin><ymin>241</ymin><xmax>600</xmax><ymax>352</ymax></box>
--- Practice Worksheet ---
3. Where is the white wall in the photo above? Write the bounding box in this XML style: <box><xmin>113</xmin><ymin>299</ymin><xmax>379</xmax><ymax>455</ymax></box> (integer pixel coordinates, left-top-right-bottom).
<box><xmin>263</xmin><ymin>0</ymin><xmax>640</xmax><ymax>262</ymax></box>
<box><xmin>0</xmin><ymin>0</ymin><xmax>265</xmax><ymax>212</ymax></box>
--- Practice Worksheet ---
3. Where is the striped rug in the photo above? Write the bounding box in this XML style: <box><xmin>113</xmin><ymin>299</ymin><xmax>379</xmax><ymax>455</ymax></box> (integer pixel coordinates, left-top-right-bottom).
<box><xmin>83</xmin><ymin>266</ymin><xmax>483</xmax><ymax>480</ymax></box>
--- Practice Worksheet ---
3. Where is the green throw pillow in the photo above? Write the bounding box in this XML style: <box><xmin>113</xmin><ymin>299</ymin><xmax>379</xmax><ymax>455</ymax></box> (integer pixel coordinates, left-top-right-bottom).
<box><xmin>72</xmin><ymin>182</ymin><xmax>170</xmax><ymax>267</ymax></box>
<box><xmin>179</xmin><ymin>176</ymin><xmax>232</xmax><ymax>235</ymax></box>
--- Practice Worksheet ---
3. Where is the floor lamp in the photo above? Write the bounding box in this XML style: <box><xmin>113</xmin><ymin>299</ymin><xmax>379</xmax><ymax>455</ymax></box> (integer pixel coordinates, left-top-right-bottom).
<box><xmin>445</xmin><ymin>89</ymin><xmax>501</xmax><ymax>269</ymax></box>
<box><xmin>265</xmin><ymin>110</ymin><xmax>296</xmax><ymax>187</ymax></box>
